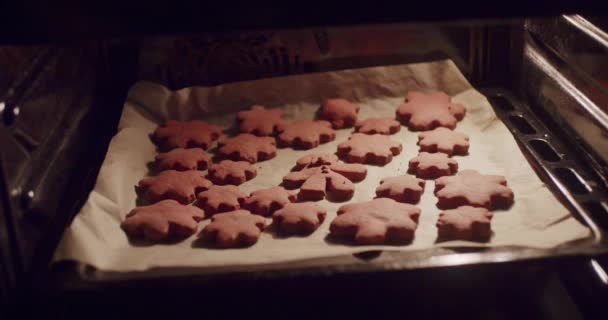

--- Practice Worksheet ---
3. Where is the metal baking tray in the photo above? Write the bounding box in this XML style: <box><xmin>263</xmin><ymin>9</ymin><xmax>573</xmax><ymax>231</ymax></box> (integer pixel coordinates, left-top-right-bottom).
<box><xmin>49</xmin><ymin>87</ymin><xmax>608</xmax><ymax>290</ymax></box>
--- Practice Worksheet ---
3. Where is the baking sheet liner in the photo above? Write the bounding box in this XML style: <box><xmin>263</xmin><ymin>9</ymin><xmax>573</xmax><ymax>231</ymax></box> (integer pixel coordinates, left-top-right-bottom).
<box><xmin>52</xmin><ymin>60</ymin><xmax>591</xmax><ymax>272</ymax></box>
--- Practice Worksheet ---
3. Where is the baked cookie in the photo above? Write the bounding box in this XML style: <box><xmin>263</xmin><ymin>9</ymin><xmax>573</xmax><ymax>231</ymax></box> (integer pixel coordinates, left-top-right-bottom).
<box><xmin>434</xmin><ymin>170</ymin><xmax>514</xmax><ymax>209</ymax></box>
<box><xmin>196</xmin><ymin>185</ymin><xmax>247</xmax><ymax>216</ymax></box>
<box><xmin>273</xmin><ymin>202</ymin><xmax>327</xmax><ymax>235</ymax></box>
<box><xmin>355</xmin><ymin>117</ymin><xmax>401</xmax><ymax>135</ymax></box>
<box><xmin>151</xmin><ymin>120</ymin><xmax>222</xmax><ymax>150</ymax></box>
<box><xmin>396</xmin><ymin>91</ymin><xmax>466</xmax><ymax>131</ymax></box>
<box><xmin>293</xmin><ymin>153</ymin><xmax>339</xmax><ymax>171</ymax></box>
<box><xmin>436</xmin><ymin>206</ymin><xmax>493</xmax><ymax>241</ymax></box>
<box><xmin>244</xmin><ymin>186</ymin><xmax>297</xmax><ymax>217</ymax></box>
<box><xmin>375</xmin><ymin>175</ymin><xmax>426</xmax><ymax>203</ymax></box>
<box><xmin>121</xmin><ymin>200</ymin><xmax>205</xmax><ymax>241</ymax></box>
<box><xmin>418</xmin><ymin>127</ymin><xmax>469</xmax><ymax>156</ymax></box>
<box><xmin>337</xmin><ymin>133</ymin><xmax>402</xmax><ymax>165</ymax></box>
<box><xmin>236</xmin><ymin>105</ymin><xmax>286</xmax><ymax>136</ymax></box>
<box><xmin>318</xmin><ymin>98</ymin><xmax>360</xmax><ymax>129</ymax></box>
<box><xmin>217</xmin><ymin>133</ymin><xmax>277</xmax><ymax>163</ymax></box>
<box><xmin>200</xmin><ymin>210</ymin><xmax>266</xmax><ymax>248</ymax></box>
<box><xmin>207</xmin><ymin>160</ymin><xmax>257</xmax><ymax>185</ymax></box>
<box><xmin>293</xmin><ymin>153</ymin><xmax>368</xmax><ymax>181</ymax></box>
<box><xmin>283</xmin><ymin>163</ymin><xmax>367</xmax><ymax>201</ymax></box>
<box><xmin>330</xmin><ymin>198</ymin><xmax>421</xmax><ymax>245</ymax></box>
<box><xmin>277</xmin><ymin>120</ymin><xmax>336</xmax><ymax>149</ymax></box>
<box><xmin>155</xmin><ymin>148</ymin><xmax>212</xmax><ymax>171</ymax></box>
<box><xmin>138</xmin><ymin>170</ymin><xmax>212</xmax><ymax>204</ymax></box>
<box><xmin>408</xmin><ymin>152</ymin><xmax>458</xmax><ymax>179</ymax></box>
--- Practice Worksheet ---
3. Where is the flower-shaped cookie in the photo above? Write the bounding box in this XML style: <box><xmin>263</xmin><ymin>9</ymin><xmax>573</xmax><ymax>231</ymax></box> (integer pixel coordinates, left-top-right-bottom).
<box><xmin>317</xmin><ymin>98</ymin><xmax>360</xmax><ymax>129</ymax></box>
<box><xmin>330</xmin><ymin>198</ymin><xmax>421</xmax><ymax>245</ymax></box>
<box><xmin>200</xmin><ymin>210</ymin><xmax>266</xmax><ymax>248</ymax></box>
<box><xmin>273</xmin><ymin>202</ymin><xmax>327</xmax><ymax>235</ymax></box>
<box><xmin>436</xmin><ymin>206</ymin><xmax>493</xmax><ymax>241</ymax></box>
<box><xmin>337</xmin><ymin>133</ymin><xmax>402</xmax><ymax>165</ymax></box>
<box><xmin>155</xmin><ymin>148</ymin><xmax>213</xmax><ymax>171</ymax></box>
<box><xmin>217</xmin><ymin>133</ymin><xmax>277</xmax><ymax>163</ymax></box>
<box><xmin>236</xmin><ymin>105</ymin><xmax>286</xmax><ymax>136</ymax></box>
<box><xmin>375</xmin><ymin>175</ymin><xmax>426</xmax><ymax>203</ymax></box>
<box><xmin>408</xmin><ymin>152</ymin><xmax>458</xmax><ymax>179</ymax></box>
<box><xmin>418</xmin><ymin>127</ymin><xmax>469</xmax><ymax>156</ymax></box>
<box><xmin>276</xmin><ymin>120</ymin><xmax>336</xmax><ymax>149</ymax></box>
<box><xmin>151</xmin><ymin>120</ymin><xmax>222</xmax><ymax>150</ymax></box>
<box><xmin>355</xmin><ymin>117</ymin><xmax>401</xmax><ymax>135</ymax></box>
<box><xmin>207</xmin><ymin>160</ymin><xmax>257</xmax><ymax>185</ymax></box>
<box><xmin>434</xmin><ymin>170</ymin><xmax>514</xmax><ymax>209</ymax></box>
<box><xmin>138</xmin><ymin>170</ymin><xmax>212</xmax><ymax>204</ymax></box>
<box><xmin>244</xmin><ymin>186</ymin><xmax>297</xmax><ymax>216</ymax></box>
<box><xmin>121</xmin><ymin>200</ymin><xmax>205</xmax><ymax>241</ymax></box>
<box><xmin>196</xmin><ymin>185</ymin><xmax>247</xmax><ymax>216</ymax></box>
<box><xmin>396</xmin><ymin>91</ymin><xmax>465</xmax><ymax>131</ymax></box>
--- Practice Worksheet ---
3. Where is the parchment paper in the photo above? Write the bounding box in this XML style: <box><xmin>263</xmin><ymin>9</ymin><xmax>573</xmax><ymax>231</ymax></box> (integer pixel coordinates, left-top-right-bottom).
<box><xmin>53</xmin><ymin>60</ymin><xmax>591</xmax><ymax>272</ymax></box>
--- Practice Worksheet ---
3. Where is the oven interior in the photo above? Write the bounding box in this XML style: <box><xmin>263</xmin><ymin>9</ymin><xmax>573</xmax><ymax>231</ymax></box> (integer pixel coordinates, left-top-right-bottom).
<box><xmin>1</xmin><ymin>14</ymin><xmax>608</xmax><ymax>318</ymax></box>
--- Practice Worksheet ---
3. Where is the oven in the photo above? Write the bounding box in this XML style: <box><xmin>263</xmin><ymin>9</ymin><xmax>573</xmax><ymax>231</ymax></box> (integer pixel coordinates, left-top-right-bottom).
<box><xmin>1</xmin><ymin>3</ymin><xmax>608</xmax><ymax>319</ymax></box>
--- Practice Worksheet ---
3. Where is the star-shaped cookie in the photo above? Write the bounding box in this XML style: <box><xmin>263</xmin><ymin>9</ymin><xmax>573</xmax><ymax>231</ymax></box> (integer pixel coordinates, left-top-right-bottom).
<box><xmin>337</xmin><ymin>133</ymin><xmax>402</xmax><ymax>165</ymax></box>
<box><xmin>244</xmin><ymin>186</ymin><xmax>297</xmax><ymax>217</ymax></box>
<box><xmin>436</xmin><ymin>206</ymin><xmax>493</xmax><ymax>241</ymax></box>
<box><xmin>200</xmin><ymin>210</ymin><xmax>266</xmax><ymax>248</ymax></box>
<box><xmin>121</xmin><ymin>200</ymin><xmax>205</xmax><ymax>241</ymax></box>
<box><xmin>375</xmin><ymin>175</ymin><xmax>426</xmax><ymax>203</ymax></box>
<box><xmin>138</xmin><ymin>170</ymin><xmax>212</xmax><ymax>204</ymax></box>
<box><xmin>355</xmin><ymin>117</ymin><xmax>401</xmax><ymax>135</ymax></box>
<box><xmin>196</xmin><ymin>185</ymin><xmax>247</xmax><ymax>216</ymax></box>
<box><xmin>434</xmin><ymin>170</ymin><xmax>514</xmax><ymax>209</ymax></box>
<box><xmin>207</xmin><ymin>160</ymin><xmax>257</xmax><ymax>185</ymax></box>
<box><xmin>217</xmin><ymin>133</ymin><xmax>277</xmax><ymax>163</ymax></box>
<box><xmin>408</xmin><ymin>152</ymin><xmax>458</xmax><ymax>179</ymax></box>
<box><xmin>276</xmin><ymin>120</ymin><xmax>336</xmax><ymax>149</ymax></box>
<box><xmin>273</xmin><ymin>202</ymin><xmax>327</xmax><ymax>235</ymax></box>
<box><xmin>396</xmin><ymin>91</ymin><xmax>465</xmax><ymax>131</ymax></box>
<box><xmin>418</xmin><ymin>127</ymin><xmax>469</xmax><ymax>156</ymax></box>
<box><xmin>155</xmin><ymin>148</ymin><xmax>213</xmax><ymax>171</ymax></box>
<box><xmin>236</xmin><ymin>105</ymin><xmax>286</xmax><ymax>136</ymax></box>
<box><xmin>151</xmin><ymin>120</ymin><xmax>222</xmax><ymax>150</ymax></box>
<box><xmin>330</xmin><ymin>198</ymin><xmax>421</xmax><ymax>245</ymax></box>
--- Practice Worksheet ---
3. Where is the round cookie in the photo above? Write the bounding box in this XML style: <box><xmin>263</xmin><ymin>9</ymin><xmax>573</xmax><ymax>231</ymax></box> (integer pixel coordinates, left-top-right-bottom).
<box><xmin>434</xmin><ymin>170</ymin><xmax>514</xmax><ymax>209</ymax></box>
<box><xmin>355</xmin><ymin>117</ymin><xmax>401</xmax><ymax>135</ymax></box>
<box><xmin>138</xmin><ymin>170</ymin><xmax>212</xmax><ymax>204</ymax></box>
<box><xmin>436</xmin><ymin>206</ymin><xmax>493</xmax><ymax>241</ymax></box>
<box><xmin>196</xmin><ymin>185</ymin><xmax>247</xmax><ymax>216</ymax></box>
<box><xmin>151</xmin><ymin>120</ymin><xmax>222</xmax><ymax>150</ymax></box>
<box><xmin>375</xmin><ymin>175</ymin><xmax>426</xmax><ymax>203</ymax></box>
<box><xmin>244</xmin><ymin>186</ymin><xmax>297</xmax><ymax>217</ymax></box>
<box><xmin>237</xmin><ymin>105</ymin><xmax>286</xmax><ymax>136</ymax></box>
<box><xmin>121</xmin><ymin>200</ymin><xmax>205</xmax><ymax>241</ymax></box>
<box><xmin>273</xmin><ymin>202</ymin><xmax>327</xmax><ymax>235</ymax></box>
<box><xmin>396</xmin><ymin>91</ymin><xmax>465</xmax><ymax>131</ymax></box>
<box><xmin>207</xmin><ymin>160</ymin><xmax>257</xmax><ymax>185</ymax></box>
<box><xmin>418</xmin><ymin>127</ymin><xmax>469</xmax><ymax>156</ymax></box>
<box><xmin>155</xmin><ymin>148</ymin><xmax>212</xmax><ymax>171</ymax></box>
<box><xmin>276</xmin><ymin>120</ymin><xmax>336</xmax><ymax>149</ymax></box>
<box><xmin>408</xmin><ymin>152</ymin><xmax>458</xmax><ymax>179</ymax></box>
<box><xmin>318</xmin><ymin>98</ymin><xmax>360</xmax><ymax>129</ymax></box>
<box><xmin>200</xmin><ymin>210</ymin><xmax>266</xmax><ymax>248</ymax></box>
<box><xmin>337</xmin><ymin>133</ymin><xmax>402</xmax><ymax>165</ymax></box>
<box><xmin>217</xmin><ymin>133</ymin><xmax>277</xmax><ymax>163</ymax></box>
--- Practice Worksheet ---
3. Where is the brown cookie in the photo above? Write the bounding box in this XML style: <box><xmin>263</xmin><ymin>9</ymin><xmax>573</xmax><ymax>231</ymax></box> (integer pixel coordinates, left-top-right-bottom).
<box><xmin>273</xmin><ymin>202</ymin><xmax>327</xmax><ymax>235</ymax></box>
<box><xmin>196</xmin><ymin>185</ymin><xmax>247</xmax><ymax>216</ymax></box>
<box><xmin>207</xmin><ymin>160</ymin><xmax>257</xmax><ymax>185</ymax></box>
<box><xmin>418</xmin><ymin>127</ymin><xmax>469</xmax><ymax>156</ymax></box>
<box><xmin>434</xmin><ymin>170</ymin><xmax>514</xmax><ymax>209</ymax></box>
<box><xmin>217</xmin><ymin>133</ymin><xmax>277</xmax><ymax>163</ymax></box>
<box><xmin>200</xmin><ymin>209</ymin><xmax>266</xmax><ymax>248</ymax></box>
<box><xmin>276</xmin><ymin>120</ymin><xmax>336</xmax><ymax>149</ymax></box>
<box><xmin>138</xmin><ymin>170</ymin><xmax>212</xmax><ymax>204</ymax></box>
<box><xmin>408</xmin><ymin>152</ymin><xmax>458</xmax><ymax>179</ymax></box>
<box><xmin>317</xmin><ymin>98</ymin><xmax>360</xmax><ymax>129</ymax></box>
<box><xmin>244</xmin><ymin>186</ymin><xmax>297</xmax><ymax>217</ymax></box>
<box><xmin>375</xmin><ymin>175</ymin><xmax>426</xmax><ymax>203</ymax></box>
<box><xmin>121</xmin><ymin>200</ymin><xmax>205</xmax><ymax>241</ymax></box>
<box><xmin>155</xmin><ymin>148</ymin><xmax>212</xmax><ymax>171</ymax></box>
<box><xmin>330</xmin><ymin>198</ymin><xmax>421</xmax><ymax>245</ymax></box>
<box><xmin>437</xmin><ymin>206</ymin><xmax>493</xmax><ymax>241</ymax></box>
<box><xmin>236</xmin><ymin>105</ymin><xmax>286</xmax><ymax>136</ymax></box>
<box><xmin>355</xmin><ymin>117</ymin><xmax>401</xmax><ymax>135</ymax></box>
<box><xmin>337</xmin><ymin>133</ymin><xmax>402</xmax><ymax>165</ymax></box>
<box><xmin>151</xmin><ymin>120</ymin><xmax>222</xmax><ymax>150</ymax></box>
<box><xmin>283</xmin><ymin>163</ymin><xmax>367</xmax><ymax>201</ymax></box>
<box><xmin>396</xmin><ymin>91</ymin><xmax>466</xmax><ymax>131</ymax></box>
<box><xmin>294</xmin><ymin>153</ymin><xmax>339</xmax><ymax>170</ymax></box>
